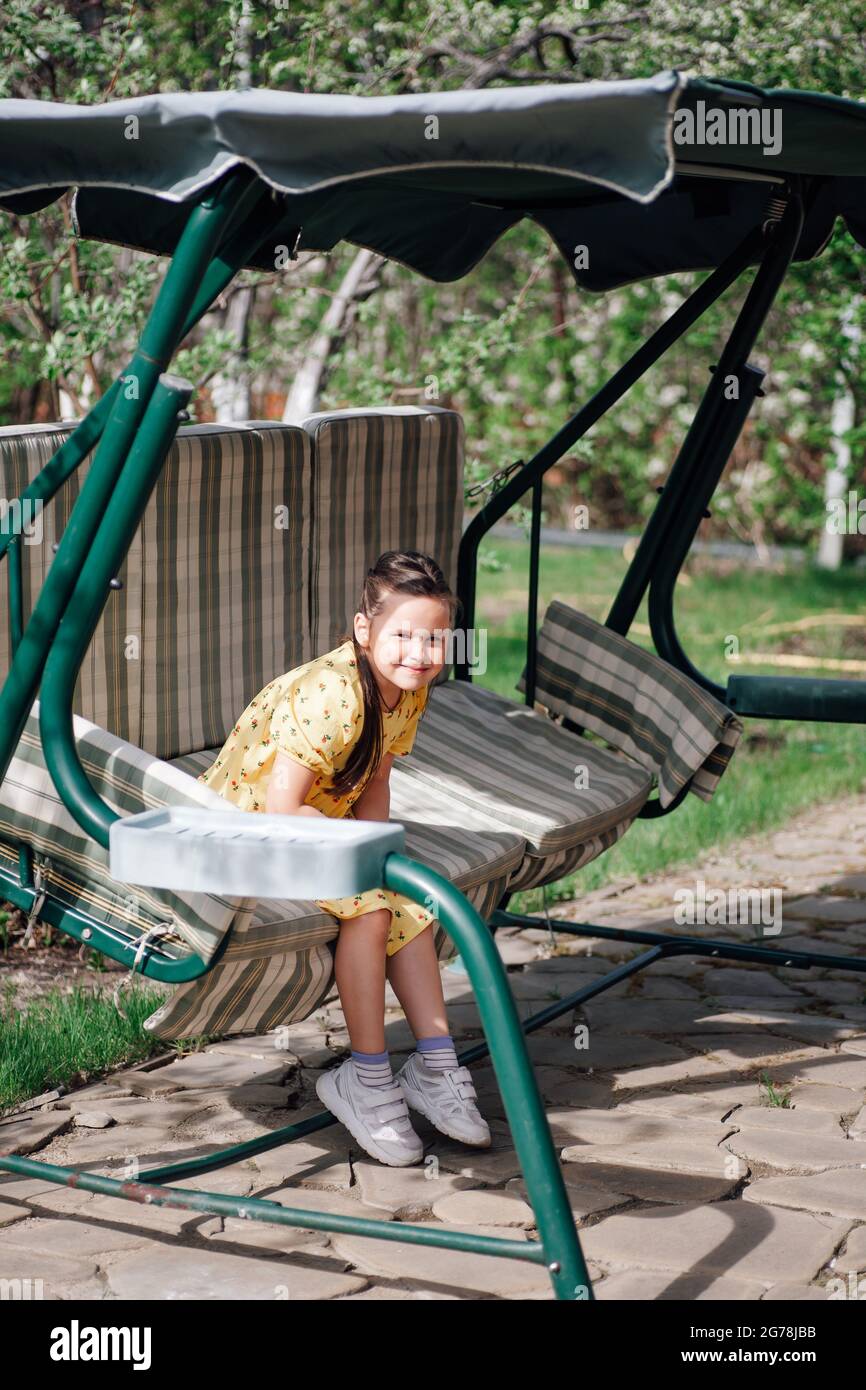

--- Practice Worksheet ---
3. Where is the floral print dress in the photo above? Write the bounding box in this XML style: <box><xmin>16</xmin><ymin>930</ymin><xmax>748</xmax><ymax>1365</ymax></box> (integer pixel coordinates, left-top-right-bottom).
<box><xmin>196</xmin><ymin>639</ymin><xmax>435</xmax><ymax>955</ymax></box>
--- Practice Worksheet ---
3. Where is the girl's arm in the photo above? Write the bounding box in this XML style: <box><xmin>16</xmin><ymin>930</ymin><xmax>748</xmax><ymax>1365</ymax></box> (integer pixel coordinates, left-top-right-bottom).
<box><xmin>350</xmin><ymin>752</ymin><xmax>394</xmax><ymax>822</ymax></box>
<box><xmin>265</xmin><ymin>750</ymin><xmax>328</xmax><ymax>817</ymax></box>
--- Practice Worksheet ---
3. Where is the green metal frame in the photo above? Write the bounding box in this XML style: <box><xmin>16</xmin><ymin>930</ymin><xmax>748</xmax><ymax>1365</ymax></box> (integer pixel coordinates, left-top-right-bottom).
<box><xmin>0</xmin><ymin>170</ymin><xmax>593</xmax><ymax>1300</ymax></box>
<box><xmin>1</xmin><ymin>165</ymin><xmax>862</xmax><ymax>1301</ymax></box>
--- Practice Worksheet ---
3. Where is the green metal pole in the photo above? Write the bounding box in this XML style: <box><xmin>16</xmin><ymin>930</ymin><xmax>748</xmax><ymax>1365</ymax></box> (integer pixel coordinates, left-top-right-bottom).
<box><xmin>384</xmin><ymin>851</ymin><xmax>593</xmax><ymax>1300</ymax></box>
<box><xmin>40</xmin><ymin>375</ymin><xmax>194</xmax><ymax>848</ymax></box>
<box><xmin>0</xmin><ymin>168</ymin><xmax>256</xmax><ymax>793</ymax></box>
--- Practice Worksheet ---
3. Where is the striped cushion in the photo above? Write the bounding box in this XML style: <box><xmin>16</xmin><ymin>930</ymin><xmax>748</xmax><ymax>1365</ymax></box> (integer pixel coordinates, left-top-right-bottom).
<box><xmin>0</xmin><ymin>702</ymin><xmax>255</xmax><ymax>968</ymax></box>
<box><xmin>394</xmin><ymin>679</ymin><xmax>653</xmax><ymax>858</ymax></box>
<box><xmin>517</xmin><ymin>600</ymin><xmax>743</xmax><ymax>807</ymax></box>
<box><xmin>0</xmin><ymin>422</ymin><xmax>312</xmax><ymax>760</ymax></box>
<box><xmin>144</xmin><ymin>745</ymin><xmax>528</xmax><ymax>1038</ymax></box>
<box><xmin>301</xmin><ymin>407</ymin><xmax>464</xmax><ymax>687</ymax></box>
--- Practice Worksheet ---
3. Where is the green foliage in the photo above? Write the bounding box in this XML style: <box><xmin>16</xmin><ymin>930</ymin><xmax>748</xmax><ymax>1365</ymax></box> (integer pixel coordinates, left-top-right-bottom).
<box><xmin>0</xmin><ymin>1</ymin><xmax>864</xmax><ymax>550</ymax></box>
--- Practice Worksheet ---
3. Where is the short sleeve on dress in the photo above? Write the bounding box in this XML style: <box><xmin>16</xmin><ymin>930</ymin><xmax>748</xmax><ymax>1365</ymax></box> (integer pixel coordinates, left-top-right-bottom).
<box><xmin>389</xmin><ymin>683</ymin><xmax>430</xmax><ymax>757</ymax></box>
<box><xmin>270</xmin><ymin>665</ymin><xmax>356</xmax><ymax>777</ymax></box>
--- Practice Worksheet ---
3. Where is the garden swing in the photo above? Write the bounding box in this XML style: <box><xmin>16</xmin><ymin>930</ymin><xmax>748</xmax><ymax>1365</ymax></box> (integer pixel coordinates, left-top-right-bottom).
<box><xmin>1</xmin><ymin>71</ymin><xmax>865</xmax><ymax>1301</ymax></box>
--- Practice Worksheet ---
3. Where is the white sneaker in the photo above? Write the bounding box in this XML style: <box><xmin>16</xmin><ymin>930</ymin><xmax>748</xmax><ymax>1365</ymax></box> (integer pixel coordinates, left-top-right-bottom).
<box><xmin>315</xmin><ymin>1057</ymin><xmax>425</xmax><ymax>1167</ymax></box>
<box><xmin>395</xmin><ymin>1053</ymin><xmax>492</xmax><ymax>1147</ymax></box>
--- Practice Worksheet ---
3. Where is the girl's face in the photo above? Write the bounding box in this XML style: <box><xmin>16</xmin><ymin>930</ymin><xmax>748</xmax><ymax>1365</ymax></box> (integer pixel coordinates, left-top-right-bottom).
<box><xmin>354</xmin><ymin>592</ymin><xmax>453</xmax><ymax>698</ymax></box>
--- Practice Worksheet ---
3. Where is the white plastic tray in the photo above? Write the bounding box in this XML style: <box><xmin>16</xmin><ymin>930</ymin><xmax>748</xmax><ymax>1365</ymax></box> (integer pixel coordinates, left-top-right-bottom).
<box><xmin>109</xmin><ymin>806</ymin><xmax>406</xmax><ymax>899</ymax></box>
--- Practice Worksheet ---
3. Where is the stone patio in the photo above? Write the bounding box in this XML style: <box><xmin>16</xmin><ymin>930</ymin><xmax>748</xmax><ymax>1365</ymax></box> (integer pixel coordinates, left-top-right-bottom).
<box><xmin>1</xmin><ymin>793</ymin><xmax>865</xmax><ymax>1301</ymax></box>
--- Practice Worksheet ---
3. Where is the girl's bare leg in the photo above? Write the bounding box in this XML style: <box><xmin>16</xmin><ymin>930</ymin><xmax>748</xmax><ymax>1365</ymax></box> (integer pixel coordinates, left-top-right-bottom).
<box><xmin>333</xmin><ymin>907</ymin><xmax>391</xmax><ymax>1053</ymax></box>
<box><xmin>385</xmin><ymin>922</ymin><xmax>450</xmax><ymax>1040</ymax></box>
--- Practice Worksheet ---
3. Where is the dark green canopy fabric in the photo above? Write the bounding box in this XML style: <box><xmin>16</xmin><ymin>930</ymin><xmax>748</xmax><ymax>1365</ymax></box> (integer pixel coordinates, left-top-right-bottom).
<box><xmin>1</xmin><ymin>71</ymin><xmax>865</xmax><ymax>291</ymax></box>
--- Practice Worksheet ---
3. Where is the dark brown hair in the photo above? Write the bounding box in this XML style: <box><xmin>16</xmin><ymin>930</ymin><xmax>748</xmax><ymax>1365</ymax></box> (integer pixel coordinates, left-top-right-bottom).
<box><xmin>330</xmin><ymin>550</ymin><xmax>461</xmax><ymax>800</ymax></box>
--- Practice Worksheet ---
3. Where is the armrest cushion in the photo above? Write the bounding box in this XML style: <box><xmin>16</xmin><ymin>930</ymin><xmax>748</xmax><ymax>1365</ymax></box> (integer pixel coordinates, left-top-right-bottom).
<box><xmin>517</xmin><ymin>600</ymin><xmax>743</xmax><ymax>808</ymax></box>
<box><xmin>0</xmin><ymin>701</ymin><xmax>255</xmax><ymax>965</ymax></box>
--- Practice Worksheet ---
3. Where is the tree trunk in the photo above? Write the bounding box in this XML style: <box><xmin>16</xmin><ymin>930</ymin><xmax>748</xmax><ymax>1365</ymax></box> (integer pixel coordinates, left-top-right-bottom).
<box><xmin>817</xmin><ymin>306</ymin><xmax>860</xmax><ymax>570</ymax></box>
<box><xmin>210</xmin><ymin>285</ymin><xmax>255</xmax><ymax>421</ymax></box>
<box><xmin>282</xmin><ymin>248</ymin><xmax>384</xmax><ymax>422</ymax></box>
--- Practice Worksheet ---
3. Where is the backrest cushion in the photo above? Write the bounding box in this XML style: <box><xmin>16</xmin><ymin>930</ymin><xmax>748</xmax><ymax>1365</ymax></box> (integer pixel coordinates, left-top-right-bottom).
<box><xmin>1</xmin><ymin>421</ymin><xmax>312</xmax><ymax>760</ymax></box>
<box><xmin>517</xmin><ymin>599</ymin><xmax>743</xmax><ymax>806</ymax></box>
<box><xmin>299</xmin><ymin>407</ymin><xmax>464</xmax><ymax>685</ymax></box>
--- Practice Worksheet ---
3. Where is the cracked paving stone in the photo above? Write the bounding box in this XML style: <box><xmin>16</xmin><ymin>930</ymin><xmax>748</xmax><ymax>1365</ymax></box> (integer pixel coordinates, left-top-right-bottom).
<box><xmin>352</xmin><ymin>1160</ymin><xmax>475</xmax><ymax>1218</ymax></box>
<box><xmin>743</xmin><ymin>1167</ymin><xmax>866</xmax><ymax>1221</ymax></box>
<box><xmin>723</xmin><ymin>1127</ymin><xmax>866</xmax><ymax>1174</ymax></box>
<box><xmin>0</xmin><ymin>1216</ymin><xmax>148</xmax><ymax>1258</ymax></box>
<box><xmin>727</xmin><ymin>1105</ymin><xmax>846</xmax><ymax>1137</ymax></box>
<box><xmin>832</xmin><ymin>1224</ymin><xmax>866</xmax><ymax>1271</ymax></box>
<box><xmin>431</xmin><ymin>1189</ymin><xmax>534</xmax><ymax>1227</ymax></box>
<box><xmin>562</xmin><ymin>1131</ymin><xmax>743</xmax><ymax>1184</ymax></box>
<box><xmin>106</xmin><ymin>1244</ymin><xmax>367</xmax><ymax>1299</ymax></box>
<box><xmin>506</xmin><ymin>1172</ymin><xmax>631</xmax><ymax>1220</ymax></box>
<box><xmin>581</xmin><ymin>1200</ymin><xmax>850</xmax><ymax>1285</ymax></box>
<box><xmin>0</xmin><ymin>1244</ymin><xmax>101</xmax><ymax>1295</ymax></box>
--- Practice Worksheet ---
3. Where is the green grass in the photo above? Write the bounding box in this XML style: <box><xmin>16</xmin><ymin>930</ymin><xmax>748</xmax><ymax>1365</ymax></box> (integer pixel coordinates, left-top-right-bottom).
<box><xmin>0</xmin><ymin>979</ymin><xmax>179</xmax><ymax>1115</ymax></box>
<box><xmin>474</xmin><ymin>536</ymin><xmax>866</xmax><ymax>910</ymax></box>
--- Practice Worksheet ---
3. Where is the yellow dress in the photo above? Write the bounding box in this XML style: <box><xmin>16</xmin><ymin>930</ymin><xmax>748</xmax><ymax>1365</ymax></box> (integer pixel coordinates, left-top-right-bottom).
<box><xmin>195</xmin><ymin>639</ymin><xmax>436</xmax><ymax>955</ymax></box>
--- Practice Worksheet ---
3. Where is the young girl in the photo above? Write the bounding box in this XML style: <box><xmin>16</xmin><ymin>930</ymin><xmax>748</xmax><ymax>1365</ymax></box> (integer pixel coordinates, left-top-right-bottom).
<box><xmin>196</xmin><ymin>550</ymin><xmax>491</xmax><ymax>1168</ymax></box>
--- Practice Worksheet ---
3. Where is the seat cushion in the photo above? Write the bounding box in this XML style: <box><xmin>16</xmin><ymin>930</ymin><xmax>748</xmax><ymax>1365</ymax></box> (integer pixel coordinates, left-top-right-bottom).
<box><xmin>152</xmin><ymin>747</ymin><xmax>528</xmax><ymax>1039</ymax></box>
<box><xmin>394</xmin><ymin>678</ymin><xmax>654</xmax><ymax>859</ymax></box>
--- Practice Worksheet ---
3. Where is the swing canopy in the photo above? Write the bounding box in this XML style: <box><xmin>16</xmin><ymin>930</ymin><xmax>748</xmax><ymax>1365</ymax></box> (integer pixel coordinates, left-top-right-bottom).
<box><xmin>2</xmin><ymin>69</ymin><xmax>866</xmax><ymax>290</ymax></box>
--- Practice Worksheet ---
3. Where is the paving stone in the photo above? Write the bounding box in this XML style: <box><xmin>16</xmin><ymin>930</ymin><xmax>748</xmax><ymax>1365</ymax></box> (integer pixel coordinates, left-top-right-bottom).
<box><xmin>608</xmin><ymin>1055</ymin><xmax>737</xmax><ymax>1092</ymax></box>
<box><xmin>848</xmin><ymin>1107</ymin><xmax>866</xmax><ymax>1138</ymax></box>
<box><xmin>329</xmin><ymin>1223</ymin><xmax>557</xmax><ymax>1298</ymax></box>
<box><xmin>0</xmin><ymin>1244</ymin><xmax>100</xmax><ymax>1295</ymax></box>
<box><xmin>594</xmin><ymin>1269</ymin><xmax>764</xmax><ymax>1300</ymax></box>
<box><xmin>0</xmin><ymin>1175</ymin><xmax>97</xmax><ymax>1215</ymax></box>
<box><xmin>84</xmin><ymin>1189</ymin><xmax>226</xmax><ymax>1236</ymax></box>
<box><xmin>63</xmin><ymin>1095</ymin><xmax>213</xmax><ymax>1127</ymax></box>
<box><xmin>621</xmin><ymin>1085</ymin><xmax>767</xmax><ymax>1122</ymax></box>
<box><xmin>547</xmin><ymin>1107</ymin><xmax>733</xmax><ymax>1149</ymax></box>
<box><xmin>203</xmin><ymin>1218</ymin><xmax>328</xmax><ymax>1251</ymax></box>
<box><xmin>787</xmin><ymin>1083</ymin><xmax>865</xmax><ymax>1114</ymax></box>
<box><xmin>798</xmin><ymin>979</ymin><xmax>866</xmax><ymax>1004</ymax></box>
<box><xmin>533</xmin><ymin>1073</ymin><xmax>621</xmax><ymax>1110</ymax></box>
<box><xmin>577</xmin><ymin>1000</ymin><xmax>756</xmax><ymax>1035</ymax></box>
<box><xmin>251</xmin><ymin>1138</ymin><xmax>353</xmax><ymax>1191</ymax></box>
<box><xmin>580</xmin><ymin>1201</ymin><xmax>849</xmax><ymax>1285</ymax></box>
<box><xmin>832</xmin><ymin>1224</ymin><xmax>866</xmax><ymax>1272</ymax></box>
<box><xmin>563</xmin><ymin>1132</ymin><xmax>743</xmax><ymax>1183</ymax></box>
<box><xmin>635</xmin><ymin>977</ymin><xmax>703</xmax><ymax>1001</ymax></box>
<box><xmin>0</xmin><ymin>1216</ymin><xmax>148</xmax><ymax>1258</ymax></box>
<box><xmin>788</xmin><ymin>1055</ymin><xmax>866</xmax><ymax>1088</ymax></box>
<box><xmin>700</xmin><ymin>968</ymin><xmax>802</xmax><ymax>997</ymax></box>
<box><xmin>785</xmin><ymin>897</ymin><xmax>866</xmax><ymax>924</ymax></box>
<box><xmin>506</xmin><ymin>1172</ymin><xmax>631</xmax><ymax>1220</ymax></box>
<box><xmin>0</xmin><ymin>1201</ymin><xmax>28</xmax><ymax>1227</ymax></box>
<box><xmin>760</xmin><ymin>1282</ymin><xmax>832</xmax><ymax>1300</ymax></box>
<box><xmin>204</xmin><ymin>1036</ymin><xmax>300</xmax><ymax>1065</ymax></box>
<box><xmin>529</xmin><ymin>1033</ymin><xmax>690</xmax><ymax>1072</ymax></box>
<box><xmin>728</xmin><ymin>1105</ymin><xmax>845</xmax><ymax>1138</ymax></box>
<box><xmin>431</xmin><ymin>1189</ymin><xmax>534</xmax><ymax>1227</ymax></box>
<box><xmin>0</xmin><ymin>1111</ymin><xmax>71</xmax><ymax>1155</ymax></box>
<box><xmin>331</xmin><ymin>1281</ymin><xmax>460</xmax><ymax>1300</ymax></box>
<box><xmin>430</xmin><ymin>1134</ymin><xmax>525</xmax><ymax>1185</ymax></box>
<box><xmin>725</xmin><ymin>1127</ymin><xmax>866</xmax><ymax>1174</ymax></box>
<box><xmin>840</xmin><ymin>1035</ymin><xmax>866</xmax><ymax>1058</ymax></box>
<box><xmin>106</xmin><ymin>1244</ymin><xmax>367</xmax><ymax>1299</ymax></box>
<box><xmin>743</xmin><ymin>1168</ymin><xmax>866</xmax><ymax>1221</ymax></box>
<box><xmin>349</xmin><ymin>1160</ymin><xmax>475</xmax><ymax>1219</ymax></box>
<box><xmin>124</xmin><ymin>1053</ymin><xmax>299</xmax><ymax>1093</ymax></box>
<box><xmin>708</xmin><ymin>1009</ymin><xmax>860</xmax><ymax>1043</ymax></box>
<box><xmin>688</xmin><ymin>1033</ymin><xmax>825</xmax><ymax>1069</ymax></box>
